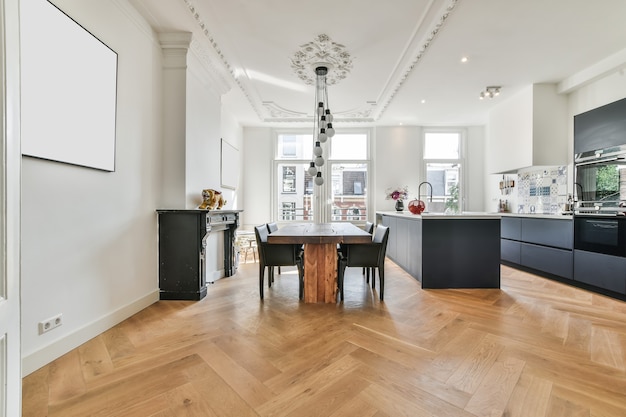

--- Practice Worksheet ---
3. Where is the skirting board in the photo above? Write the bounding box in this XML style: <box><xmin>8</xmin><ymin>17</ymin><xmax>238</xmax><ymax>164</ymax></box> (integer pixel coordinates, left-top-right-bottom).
<box><xmin>22</xmin><ymin>289</ymin><xmax>160</xmax><ymax>377</ymax></box>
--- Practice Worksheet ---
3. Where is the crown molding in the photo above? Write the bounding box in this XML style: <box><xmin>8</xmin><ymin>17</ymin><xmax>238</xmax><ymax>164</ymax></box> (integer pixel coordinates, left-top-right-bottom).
<box><xmin>181</xmin><ymin>0</ymin><xmax>265</xmax><ymax>121</ymax></box>
<box><xmin>373</xmin><ymin>0</ymin><xmax>459</xmax><ymax>121</ymax></box>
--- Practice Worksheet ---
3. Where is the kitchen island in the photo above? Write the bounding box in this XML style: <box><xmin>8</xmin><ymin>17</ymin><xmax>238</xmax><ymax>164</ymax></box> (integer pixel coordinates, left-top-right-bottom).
<box><xmin>377</xmin><ymin>211</ymin><xmax>501</xmax><ymax>289</ymax></box>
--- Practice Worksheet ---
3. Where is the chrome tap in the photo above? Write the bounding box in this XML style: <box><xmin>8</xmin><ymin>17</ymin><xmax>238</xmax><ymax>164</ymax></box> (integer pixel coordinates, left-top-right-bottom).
<box><xmin>574</xmin><ymin>182</ymin><xmax>584</xmax><ymax>203</ymax></box>
<box><xmin>418</xmin><ymin>181</ymin><xmax>433</xmax><ymax>202</ymax></box>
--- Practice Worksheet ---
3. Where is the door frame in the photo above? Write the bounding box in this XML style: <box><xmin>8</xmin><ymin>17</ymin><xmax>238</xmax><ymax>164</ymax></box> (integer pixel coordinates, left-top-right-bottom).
<box><xmin>0</xmin><ymin>0</ymin><xmax>23</xmax><ymax>415</ymax></box>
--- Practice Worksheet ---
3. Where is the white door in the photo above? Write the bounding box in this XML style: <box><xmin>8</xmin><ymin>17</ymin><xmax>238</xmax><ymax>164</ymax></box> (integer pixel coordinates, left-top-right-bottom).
<box><xmin>0</xmin><ymin>0</ymin><xmax>22</xmax><ymax>415</ymax></box>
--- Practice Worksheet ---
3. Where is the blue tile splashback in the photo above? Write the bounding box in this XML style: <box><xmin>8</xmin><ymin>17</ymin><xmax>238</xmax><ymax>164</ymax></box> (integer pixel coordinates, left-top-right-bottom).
<box><xmin>517</xmin><ymin>166</ymin><xmax>568</xmax><ymax>214</ymax></box>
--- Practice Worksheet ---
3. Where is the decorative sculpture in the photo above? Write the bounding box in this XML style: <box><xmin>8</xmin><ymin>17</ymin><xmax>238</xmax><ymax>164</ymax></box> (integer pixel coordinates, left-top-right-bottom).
<box><xmin>198</xmin><ymin>189</ymin><xmax>226</xmax><ymax>210</ymax></box>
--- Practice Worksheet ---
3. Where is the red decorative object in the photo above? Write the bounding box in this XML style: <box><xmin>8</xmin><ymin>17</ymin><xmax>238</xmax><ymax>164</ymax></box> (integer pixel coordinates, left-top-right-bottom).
<box><xmin>408</xmin><ymin>199</ymin><xmax>426</xmax><ymax>214</ymax></box>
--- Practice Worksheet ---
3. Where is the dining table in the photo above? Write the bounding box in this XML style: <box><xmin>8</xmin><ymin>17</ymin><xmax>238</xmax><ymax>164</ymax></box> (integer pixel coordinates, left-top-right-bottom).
<box><xmin>266</xmin><ymin>222</ymin><xmax>372</xmax><ymax>303</ymax></box>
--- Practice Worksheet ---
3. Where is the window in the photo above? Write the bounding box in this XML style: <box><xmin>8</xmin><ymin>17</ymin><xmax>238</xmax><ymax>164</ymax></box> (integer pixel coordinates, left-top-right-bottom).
<box><xmin>281</xmin><ymin>202</ymin><xmax>296</xmax><ymax>220</ymax></box>
<box><xmin>423</xmin><ymin>131</ymin><xmax>463</xmax><ymax>213</ymax></box>
<box><xmin>329</xmin><ymin>162</ymin><xmax>368</xmax><ymax>221</ymax></box>
<box><xmin>279</xmin><ymin>135</ymin><xmax>297</xmax><ymax>157</ymax></box>
<box><xmin>274</xmin><ymin>132</ymin><xmax>369</xmax><ymax>223</ymax></box>
<box><xmin>282</xmin><ymin>165</ymin><xmax>296</xmax><ymax>193</ymax></box>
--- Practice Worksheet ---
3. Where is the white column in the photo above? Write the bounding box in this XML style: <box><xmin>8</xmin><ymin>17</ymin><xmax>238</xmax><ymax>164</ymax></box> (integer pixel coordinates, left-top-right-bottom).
<box><xmin>158</xmin><ymin>32</ymin><xmax>192</xmax><ymax>208</ymax></box>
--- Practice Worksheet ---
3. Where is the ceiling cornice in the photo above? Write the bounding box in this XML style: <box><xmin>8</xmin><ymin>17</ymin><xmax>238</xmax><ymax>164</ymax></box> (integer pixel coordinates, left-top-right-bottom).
<box><xmin>180</xmin><ymin>0</ymin><xmax>459</xmax><ymax>124</ymax></box>
<box><xmin>373</xmin><ymin>0</ymin><xmax>459</xmax><ymax>121</ymax></box>
<box><xmin>182</xmin><ymin>0</ymin><xmax>265</xmax><ymax>120</ymax></box>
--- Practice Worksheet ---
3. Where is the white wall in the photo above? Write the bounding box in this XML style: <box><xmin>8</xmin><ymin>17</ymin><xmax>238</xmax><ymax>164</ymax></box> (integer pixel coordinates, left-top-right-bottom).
<box><xmin>185</xmin><ymin>57</ymin><xmax>223</xmax><ymax>209</ymax></box>
<box><xmin>373</xmin><ymin>126</ymin><xmax>422</xmax><ymax>210</ymax></box>
<box><xmin>241</xmin><ymin>127</ymin><xmax>273</xmax><ymax>229</ymax></box>
<box><xmin>466</xmin><ymin>126</ymin><xmax>486</xmax><ymax>211</ymax></box>
<box><xmin>21</xmin><ymin>0</ymin><xmax>162</xmax><ymax>374</ymax></box>
<box><xmin>21</xmin><ymin>0</ymin><xmax>242</xmax><ymax>375</ymax></box>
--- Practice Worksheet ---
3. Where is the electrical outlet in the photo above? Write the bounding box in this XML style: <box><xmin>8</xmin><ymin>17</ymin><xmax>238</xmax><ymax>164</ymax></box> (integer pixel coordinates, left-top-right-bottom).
<box><xmin>39</xmin><ymin>313</ymin><xmax>63</xmax><ymax>334</ymax></box>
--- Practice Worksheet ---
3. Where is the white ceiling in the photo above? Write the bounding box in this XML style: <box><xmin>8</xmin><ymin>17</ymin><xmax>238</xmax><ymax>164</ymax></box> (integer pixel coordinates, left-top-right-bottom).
<box><xmin>129</xmin><ymin>0</ymin><xmax>626</xmax><ymax>128</ymax></box>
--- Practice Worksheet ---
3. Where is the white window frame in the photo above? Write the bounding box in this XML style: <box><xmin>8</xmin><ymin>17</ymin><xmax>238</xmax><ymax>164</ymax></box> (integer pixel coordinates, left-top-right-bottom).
<box><xmin>422</xmin><ymin>129</ymin><xmax>466</xmax><ymax>212</ymax></box>
<box><xmin>272</xmin><ymin>129</ymin><xmax>372</xmax><ymax>225</ymax></box>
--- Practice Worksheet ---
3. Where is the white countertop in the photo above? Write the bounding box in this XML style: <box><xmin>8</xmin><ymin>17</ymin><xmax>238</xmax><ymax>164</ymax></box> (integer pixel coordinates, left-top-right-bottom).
<box><xmin>377</xmin><ymin>211</ymin><xmax>500</xmax><ymax>220</ymax></box>
<box><xmin>499</xmin><ymin>212</ymin><xmax>573</xmax><ymax>220</ymax></box>
<box><xmin>377</xmin><ymin>211</ymin><xmax>574</xmax><ymax>220</ymax></box>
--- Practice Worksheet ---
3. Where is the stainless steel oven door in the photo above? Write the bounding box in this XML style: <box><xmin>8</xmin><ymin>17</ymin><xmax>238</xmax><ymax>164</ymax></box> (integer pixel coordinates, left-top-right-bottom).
<box><xmin>574</xmin><ymin>153</ymin><xmax>626</xmax><ymax>215</ymax></box>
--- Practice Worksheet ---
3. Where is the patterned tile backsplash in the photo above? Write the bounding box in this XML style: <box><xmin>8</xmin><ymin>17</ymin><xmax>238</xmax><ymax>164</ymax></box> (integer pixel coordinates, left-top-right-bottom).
<box><xmin>517</xmin><ymin>166</ymin><xmax>568</xmax><ymax>214</ymax></box>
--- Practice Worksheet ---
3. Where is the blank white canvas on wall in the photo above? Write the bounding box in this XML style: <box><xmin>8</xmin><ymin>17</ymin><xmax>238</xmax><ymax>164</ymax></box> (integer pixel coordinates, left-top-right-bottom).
<box><xmin>20</xmin><ymin>0</ymin><xmax>118</xmax><ymax>171</ymax></box>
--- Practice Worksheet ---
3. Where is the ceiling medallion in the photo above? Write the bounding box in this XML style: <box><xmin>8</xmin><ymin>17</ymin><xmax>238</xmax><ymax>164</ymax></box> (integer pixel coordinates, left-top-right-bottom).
<box><xmin>290</xmin><ymin>34</ymin><xmax>353</xmax><ymax>85</ymax></box>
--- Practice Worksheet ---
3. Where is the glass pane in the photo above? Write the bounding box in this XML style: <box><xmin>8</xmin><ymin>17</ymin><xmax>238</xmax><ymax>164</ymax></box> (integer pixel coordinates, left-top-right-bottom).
<box><xmin>276</xmin><ymin>134</ymin><xmax>313</xmax><ymax>160</ymax></box>
<box><xmin>426</xmin><ymin>162</ymin><xmax>460</xmax><ymax>213</ymax></box>
<box><xmin>330</xmin><ymin>163</ymin><xmax>367</xmax><ymax>221</ymax></box>
<box><xmin>424</xmin><ymin>132</ymin><xmax>459</xmax><ymax>159</ymax></box>
<box><xmin>330</xmin><ymin>134</ymin><xmax>367</xmax><ymax>160</ymax></box>
<box><xmin>282</xmin><ymin>165</ymin><xmax>296</xmax><ymax>193</ymax></box>
<box><xmin>276</xmin><ymin>163</ymin><xmax>314</xmax><ymax>221</ymax></box>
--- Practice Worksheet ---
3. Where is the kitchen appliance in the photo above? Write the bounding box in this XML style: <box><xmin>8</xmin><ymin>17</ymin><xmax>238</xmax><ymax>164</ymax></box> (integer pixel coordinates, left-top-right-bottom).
<box><xmin>574</xmin><ymin>215</ymin><xmax>626</xmax><ymax>257</ymax></box>
<box><xmin>574</xmin><ymin>144</ymin><xmax>626</xmax><ymax>216</ymax></box>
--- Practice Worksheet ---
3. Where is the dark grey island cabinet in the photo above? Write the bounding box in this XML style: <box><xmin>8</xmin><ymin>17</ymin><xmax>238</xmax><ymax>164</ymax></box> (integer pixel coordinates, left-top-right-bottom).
<box><xmin>157</xmin><ymin>209</ymin><xmax>242</xmax><ymax>300</ymax></box>
<box><xmin>379</xmin><ymin>212</ymin><xmax>501</xmax><ymax>289</ymax></box>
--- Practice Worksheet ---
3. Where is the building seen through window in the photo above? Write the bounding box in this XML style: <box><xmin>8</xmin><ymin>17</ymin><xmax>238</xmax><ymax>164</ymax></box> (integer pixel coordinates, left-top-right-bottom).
<box><xmin>275</xmin><ymin>133</ymin><xmax>369</xmax><ymax>222</ymax></box>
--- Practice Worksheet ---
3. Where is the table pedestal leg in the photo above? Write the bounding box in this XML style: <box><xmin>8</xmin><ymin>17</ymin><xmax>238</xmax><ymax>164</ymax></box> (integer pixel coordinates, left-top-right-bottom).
<box><xmin>303</xmin><ymin>243</ymin><xmax>337</xmax><ymax>303</ymax></box>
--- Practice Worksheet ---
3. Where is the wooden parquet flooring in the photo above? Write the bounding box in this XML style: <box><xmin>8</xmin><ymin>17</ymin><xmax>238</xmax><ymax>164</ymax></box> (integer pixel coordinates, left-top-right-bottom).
<box><xmin>23</xmin><ymin>261</ymin><xmax>626</xmax><ymax>416</ymax></box>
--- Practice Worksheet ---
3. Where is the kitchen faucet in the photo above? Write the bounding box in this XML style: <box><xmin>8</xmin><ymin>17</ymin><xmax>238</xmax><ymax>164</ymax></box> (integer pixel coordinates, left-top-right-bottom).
<box><xmin>574</xmin><ymin>182</ymin><xmax>584</xmax><ymax>202</ymax></box>
<box><xmin>418</xmin><ymin>181</ymin><xmax>433</xmax><ymax>202</ymax></box>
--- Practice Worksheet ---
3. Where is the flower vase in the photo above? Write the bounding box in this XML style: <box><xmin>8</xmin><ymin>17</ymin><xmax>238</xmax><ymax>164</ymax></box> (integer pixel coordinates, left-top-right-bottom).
<box><xmin>395</xmin><ymin>200</ymin><xmax>404</xmax><ymax>212</ymax></box>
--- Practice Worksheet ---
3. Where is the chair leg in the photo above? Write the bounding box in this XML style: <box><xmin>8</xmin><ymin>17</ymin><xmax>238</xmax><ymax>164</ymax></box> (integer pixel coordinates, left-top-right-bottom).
<box><xmin>297</xmin><ymin>261</ymin><xmax>304</xmax><ymax>300</ymax></box>
<box><xmin>366</xmin><ymin>267</ymin><xmax>370</xmax><ymax>283</ymax></box>
<box><xmin>371</xmin><ymin>268</ymin><xmax>376</xmax><ymax>290</ymax></box>
<box><xmin>338</xmin><ymin>260</ymin><xmax>347</xmax><ymax>301</ymax></box>
<box><xmin>259</xmin><ymin>264</ymin><xmax>265</xmax><ymax>299</ymax></box>
<box><xmin>379</xmin><ymin>266</ymin><xmax>384</xmax><ymax>301</ymax></box>
<box><xmin>268</xmin><ymin>268</ymin><xmax>274</xmax><ymax>288</ymax></box>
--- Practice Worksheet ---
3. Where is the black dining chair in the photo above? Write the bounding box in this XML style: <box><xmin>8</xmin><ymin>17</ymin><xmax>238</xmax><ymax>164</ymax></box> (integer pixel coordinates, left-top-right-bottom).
<box><xmin>254</xmin><ymin>224</ymin><xmax>304</xmax><ymax>300</ymax></box>
<box><xmin>362</xmin><ymin>221</ymin><xmax>375</xmax><ymax>280</ymax></box>
<box><xmin>337</xmin><ymin>224</ymin><xmax>389</xmax><ymax>301</ymax></box>
<box><xmin>266</xmin><ymin>222</ymin><xmax>281</xmax><ymax>275</ymax></box>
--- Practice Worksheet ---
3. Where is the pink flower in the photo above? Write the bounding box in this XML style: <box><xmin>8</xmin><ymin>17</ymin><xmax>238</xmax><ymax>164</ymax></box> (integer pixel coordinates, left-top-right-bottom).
<box><xmin>386</xmin><ymin>186</ymin><xmax>408</xmax><ymax>201</ymax></box>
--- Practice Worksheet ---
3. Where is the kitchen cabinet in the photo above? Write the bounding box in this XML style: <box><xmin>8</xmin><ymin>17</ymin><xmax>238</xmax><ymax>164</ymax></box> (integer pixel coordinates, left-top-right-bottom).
<box><xmin>501</xmin><ymin>239</ymin><xmax>521</xmax><ymax>264</ymax></box>
<box><xmin>500</xmin><ymin>215</ymin><xmax>573</xmax><ymax>279</ymax></box>
<box><xmin>574</xmin><ymin>250</ymin><xmax>626</xmax><ymax>295</ymax></box>
<box><xmin>487</xmin><ymin>84</ymin><xmax>568</xmax><ymax>173</ymax></box>
<box><xmin>574</xmin><ymin>97</ymin><xmax>626</xmax><ymax>154</ymax></box>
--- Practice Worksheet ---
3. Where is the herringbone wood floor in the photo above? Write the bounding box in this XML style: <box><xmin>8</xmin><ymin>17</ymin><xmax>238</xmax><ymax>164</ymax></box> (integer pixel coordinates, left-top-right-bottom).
<box><xmin>23</xmin><ymin>260</ymin><xmax>626</xmax><ymax>417</ymax></box>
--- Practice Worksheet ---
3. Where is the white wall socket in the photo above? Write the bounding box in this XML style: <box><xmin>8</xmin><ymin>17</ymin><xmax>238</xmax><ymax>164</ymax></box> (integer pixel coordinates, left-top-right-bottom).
<box><xmin>39</xmin><ymin>313</ymin><xmax>63</xmax><ymax>334</ymax></box>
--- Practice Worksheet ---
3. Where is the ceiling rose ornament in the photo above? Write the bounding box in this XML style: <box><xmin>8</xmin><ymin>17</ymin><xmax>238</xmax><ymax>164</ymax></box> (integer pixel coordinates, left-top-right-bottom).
<box><xmin>291</xmin><ymin>34</ymin><xmax>353</xmax><ymax>85</ymax></box>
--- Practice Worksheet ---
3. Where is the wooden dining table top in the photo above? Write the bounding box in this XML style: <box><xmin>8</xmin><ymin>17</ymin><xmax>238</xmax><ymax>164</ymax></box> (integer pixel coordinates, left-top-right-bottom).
<box><xmin>266</xmin><ymin>222</ymin><xmax>372</xmax><ymax>244</ymax></box>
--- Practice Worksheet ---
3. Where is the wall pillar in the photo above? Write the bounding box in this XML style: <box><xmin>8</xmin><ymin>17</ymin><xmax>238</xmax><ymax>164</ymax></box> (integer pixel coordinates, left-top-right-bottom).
<box><xmin>159</xmin><ymin>32</ymin><xmax>192</xmax><ymax>208</ymax></box>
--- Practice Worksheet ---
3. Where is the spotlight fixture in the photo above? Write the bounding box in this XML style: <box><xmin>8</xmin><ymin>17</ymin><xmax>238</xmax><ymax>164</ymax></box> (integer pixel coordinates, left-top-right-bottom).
<box><xmin>479</xmin><ymin>86</ymin><xmax>501</xmax><ymax>100</ymax></box>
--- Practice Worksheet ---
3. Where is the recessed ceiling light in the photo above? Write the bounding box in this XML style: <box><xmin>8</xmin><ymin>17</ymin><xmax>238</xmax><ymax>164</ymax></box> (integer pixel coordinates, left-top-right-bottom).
<box><xmin>421</xmin><ymin>99</ymin><xmax>426</xmax><ymax>104</ymax></box>
<box><xmin>461</xmin><ymin>56</ymin><xmax>468</xmax><ymax>63</ymax></box>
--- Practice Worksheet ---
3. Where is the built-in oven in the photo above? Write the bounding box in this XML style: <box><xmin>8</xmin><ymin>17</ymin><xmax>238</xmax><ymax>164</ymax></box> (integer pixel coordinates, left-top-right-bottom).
<box><xmin>574</xmin><ymin>215</ymin><xmax>626</xmax><ymax>257</ymax></box>
<box><xmin>574</xmin><ymin>144</ymin><xmax>626</xmax><ymax>215</ymax></box>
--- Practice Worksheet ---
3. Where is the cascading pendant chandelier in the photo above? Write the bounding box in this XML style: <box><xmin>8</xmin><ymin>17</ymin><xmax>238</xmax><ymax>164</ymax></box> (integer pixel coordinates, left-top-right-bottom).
<box><xmin>306</xmin><ymin>66</ymin><xmax>335</xmax><ymax>186</ymax></box>
<box><xmin>292</xmin><ymin>34</ymin><xmax>352</xmax><ymax>186</ymax></box>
